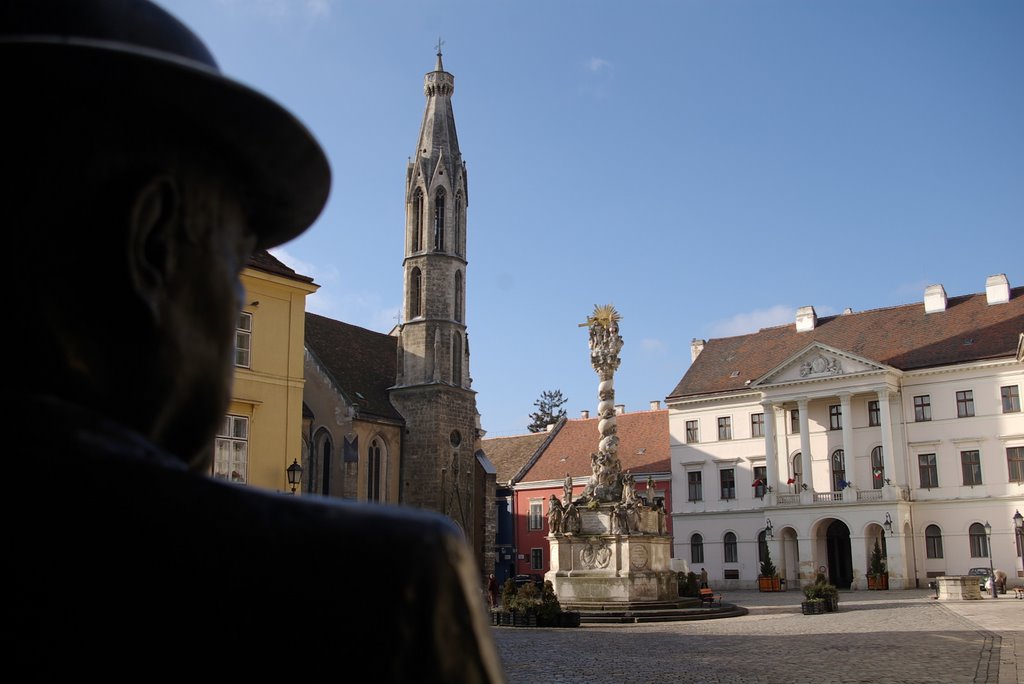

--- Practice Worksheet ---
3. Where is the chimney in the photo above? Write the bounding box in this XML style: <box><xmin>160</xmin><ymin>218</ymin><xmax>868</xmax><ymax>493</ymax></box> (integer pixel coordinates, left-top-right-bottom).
<box><xmin>546</xmin><ymin>423</ymin><xmax>556</xmax><ymax>432</ymax></box>
<box><xmin>795</xmin><ymin>306</ymin><xmax>817</xmax><ymax>332</ymax></box>
<box><xmin>614</xmin><ymin>404</ymin><xmax>625</xmax><ymax>415</ymax></box>
<box><xmin>986</xmin><ymin>273</ymin><xmax>1010</xmax><ymax>305</ymax></box>
<box><xmin>580</xmin><ymin>410</ymin><xmax>590</xmax><ymax>419</ymax></box>
<box><xmin>650</xmin><ymin>400</ymin><xmax>661</xmax><ymax>410</ymax></box>
<box><xmin>690</xmin><ymin>338</ymin><xmax>705</xmax><ymax>362</ymax></box>
<box><xmin>924</xmin><ymin>284</ymin><xmax>947</xmax><ymax>313</ymax></box>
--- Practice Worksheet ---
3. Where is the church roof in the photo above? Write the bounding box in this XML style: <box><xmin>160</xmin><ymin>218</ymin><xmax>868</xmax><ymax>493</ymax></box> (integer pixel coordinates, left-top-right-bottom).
<box><xmin>669</xmin><ymin>286</ymin><xmax>1024</xmax><ymax>401</ymax></box>
<box><xmin>304</xmin><ymin>312</ymin><xmax>402</xmax><ymax>422</ymax></box>
<box><xmin>515</xmin><ymin>410</ymin><xmax>670</xmax><ymax>484</ymax></box>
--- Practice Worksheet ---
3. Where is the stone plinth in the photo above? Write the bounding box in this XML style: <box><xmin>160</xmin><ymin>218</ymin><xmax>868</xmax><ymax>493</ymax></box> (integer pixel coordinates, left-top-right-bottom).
<box><xmin>936</xmin><ymin>576</ymin><xmax>982</xmax><ymax>600</ymax></box>
<box><xmin>546</xmin><ymin>502</ymin><xmax>677</xmax><ymax>609</ymax></box>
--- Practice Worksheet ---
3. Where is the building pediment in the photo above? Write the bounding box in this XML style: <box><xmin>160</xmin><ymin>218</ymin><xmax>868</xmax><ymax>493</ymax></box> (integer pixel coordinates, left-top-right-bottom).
<box><xmin>751</xmin><ymin>343</ymin><xmax>892</xmax><ymax>388</ymax></box>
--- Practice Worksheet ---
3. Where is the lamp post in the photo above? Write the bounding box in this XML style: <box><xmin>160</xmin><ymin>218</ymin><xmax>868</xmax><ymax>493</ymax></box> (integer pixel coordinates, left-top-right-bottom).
<box><xmin>765</xmin><ymin>518</ymin><xmax>774</xmax><ymax>540</ymax></box>
<box><xmin>883</xmin><ymin>512</ymin><xmax>893</xmax><ymax>535</ymax></box>
<box><xmin>983</xmin><ymin>520</ymin><xmax>997</xmax><ymax>599</ymax></box>
<box><xmin>286</xmin><ymin>458</ymin><xmax>302</xmax><ymax>495</ymax></box>
<box><xmin>1014</xmin><ymin>510</ymin><xmax>1023</xmax><ymax>579</ymax></box>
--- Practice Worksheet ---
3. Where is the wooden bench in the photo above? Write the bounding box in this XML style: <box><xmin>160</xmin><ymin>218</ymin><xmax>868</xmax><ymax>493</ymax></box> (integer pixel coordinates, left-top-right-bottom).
<box><xmin>698</xmin><ymin>588</ymin><xmax>723</xmax><ymax>607</ymax></box>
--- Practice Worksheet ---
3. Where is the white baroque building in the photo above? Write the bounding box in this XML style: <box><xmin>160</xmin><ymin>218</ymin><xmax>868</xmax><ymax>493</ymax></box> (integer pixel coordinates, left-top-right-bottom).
<box><xmin>666</xmin><ymin>275</ymin><xmax>1023</xmax><ymax>590</ymax></box>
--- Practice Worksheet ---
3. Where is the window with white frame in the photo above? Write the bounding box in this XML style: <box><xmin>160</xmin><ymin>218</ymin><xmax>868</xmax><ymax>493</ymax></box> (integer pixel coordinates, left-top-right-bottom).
<box><xmin>720</xmin><ymin>468</ymin><xmax>735</xmax><ymax>499</ymax></box>
<box><xmin>914</xmin><ymin>395</ymin><xmax>931</xmax><ymax>422</ymax></box>
<box><xmin>528</xmin><ymin>500</ymin><xmax>543</xmax><ymax>530</ymax></box>
<box><xmin>956</xmin><ymin>390</ymin><xmax>975</xmax><ymax>418</ymax></box>
<box><xmin>829</xmin><ymin>404</ymin><xmax>842</xmax><ymax>430</ymax></box>
<box><xmin>723</xmin><ymin>532</ymin><xmax>738</xmax><ymax>563</ymax></box>
<box><xmin>925</xmin><ymin>524</ymin><xmax>943</xmax><ymax>559</ymax></box>
<box><xmin>1008</xmin><ymin>446</ymin><xmax>1024</xmax><ymax>483</ymax></box>
<box><xmin>969</xmin><ymin>522</ymin><xmax>988</xmax><ymax>557</ymax></box>
<box><xmin>687</xmin><ymin>471</ymin><xmax>703</xmax><ymax>502</ymax></box>
<box><xmin>717</xmin><ymin>416</ymin><xmax>732</xmax><ymax>440</ymax></box>
<box><xmin>960</xmin><ymin>450</ymin><xmax>982</xmax><ymax>486</ymax></box>
<box><xmin>690</xmin><ymin>533</ymin><xmax>704</xmax><ymax>563</ymax></box>
<box><xmin>686</xmin><ymin>420</ymin><xmax>699</xmax><ymax>443</ymax></box>
<box><xmin>868</xmin><ymin>400</ymin><xmax>880</xmax><ymax>427</ymax></box>
<box><xmin>213</xmin><ymin>415</ymin><xmax>248</xmax><ymax>484</ymax></box>
<box><xmin>790</xmin><ymin>409</ymin><xmax>800</xmax><ymax>433</ymax></box>
<box><xmin>918</xmin><ymin>453</ymin><xmax>938</xmax><ymax>489</ymax></box>
<box><xmin>753</xmin><ymin>465</ymin><xmax>767</xmax><ymax>498</ymax></box>
<box><xmin>1003</xmin><ymin>385</ymin><xmax>1021</xmax><ymax>413</ymax></box>
<box><xmin>871</xmin><ymin>446</ymin><xmax>885</xmax><ymax>489</ymax></box>
<box><xmin>831</xmin><ymin>449</ymin><xmax>846</xmax><ymax>491</ymax></box>
<box><xmin>751</xmin><ymin>412</ymin><xmax>764</xmax><ymax>438</ymax></box>
<box><xmin>235</xmin><ymin>312</ymin><xmax>252</xmax><ymax>368</ymax></box>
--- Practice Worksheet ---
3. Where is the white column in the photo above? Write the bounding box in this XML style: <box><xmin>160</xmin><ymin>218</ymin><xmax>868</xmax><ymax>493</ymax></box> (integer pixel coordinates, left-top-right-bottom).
<box><xmin>877</xmin><ymin>389</ymin><xmax>897</xmax><ymax>487</ymax></box>
<box><xmin>839</xmin><ymin>392</ymin><xmax>853</xmax><ymax>494</ymax></box>
<box><xmin>798</xmin><ymin>398</ymin><xmax>812</xmax><ymax>492</ymax></box>
<box><xmin>761</xmin><ymin>400</ymin><xmax>777</xmax><ymax>493</ymax></box>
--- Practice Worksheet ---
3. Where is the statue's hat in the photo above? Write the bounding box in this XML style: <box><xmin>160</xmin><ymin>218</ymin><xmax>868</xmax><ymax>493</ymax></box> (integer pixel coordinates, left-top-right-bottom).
<box><xmin>0</xmin><ymin>0</ymin><xmax>330</xmax><ymax>249</ymax></box>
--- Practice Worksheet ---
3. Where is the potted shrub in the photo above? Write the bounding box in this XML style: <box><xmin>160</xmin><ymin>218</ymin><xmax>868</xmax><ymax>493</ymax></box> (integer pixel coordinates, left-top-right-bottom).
<box><xmin>802</xmin><ymin>572</ymin><xmax>839</xmax><ymax>613</ymax></box>
<box><xmin>510</xmin><ymin>581</ymin><xmax>540</xmax><ymax>626</ymax></box>
<box><xmin>867</xmin><ymin>538</ymin><xmax>889</xmax><ymax>590</ymax></box>
<box><xmin>757</xmin><ymin>545</ymin><xmax>782</xmax><ymax>592</ymax></box>
<box><xmin>536</xmin><ymin>580</ymin><xmax>562</xmax><ymax>627</ymax></box>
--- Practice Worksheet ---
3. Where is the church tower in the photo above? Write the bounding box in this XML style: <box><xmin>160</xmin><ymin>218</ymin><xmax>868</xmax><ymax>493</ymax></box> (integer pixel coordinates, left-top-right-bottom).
<box><xmin>390</xmin><ymin>48</ymin><xmax>487</xmax><ymax>564</ymax></box>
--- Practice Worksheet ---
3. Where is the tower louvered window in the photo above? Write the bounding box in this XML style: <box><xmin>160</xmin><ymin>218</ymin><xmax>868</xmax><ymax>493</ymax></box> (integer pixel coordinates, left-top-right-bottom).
<box><xmin>434</xmin><ymin>188</ymin><xmax>445</xmax><ymax>251</ymax></box>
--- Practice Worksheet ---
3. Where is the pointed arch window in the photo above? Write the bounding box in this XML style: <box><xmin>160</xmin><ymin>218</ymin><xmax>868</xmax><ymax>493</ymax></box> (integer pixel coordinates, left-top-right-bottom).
<box><xmin>451</xmin><ymin>332</ymin><xmax>462</xmax><ymax>386</ymax></box>
<box><xmin>409</xmin><ymin>267</ymin><xmax>422</xmax><ymax>319</ymax></box>
<box><xmin>871</xmin><ymin>446</ymin><xmax>885</xmax><ymax>489</ymax></box>
<box><xmin>367</xmin><ymin>438</ymin><xmax>383</xmax><ymax>502</ymax></box>
<box><xmin>454</xmin><ymin>192</ymin><xmax>463</xmax><ymax>256</ymax></box>
<box><xmin>831</xmin><ymin>449</ymin><xmax>846</xmax><ymax>491</ymax></box>
<box><xmin>433</xmin><ymin>188</ymin><xmax>445</xmax><ymax>251</ymax></box>
<box><xmin>412</xmin><ymin>189</ymin><xmax>423</xmax><ymax>252</ymax></box>
<box><xmin>454</xmin><ymin>271</ymin><xmax>463</xmax><ymax>323</ymax></box>
<box><xmin>319</xmin><ymin>433</ymin><xmax>333</xmax><ymax>496</ymax></box>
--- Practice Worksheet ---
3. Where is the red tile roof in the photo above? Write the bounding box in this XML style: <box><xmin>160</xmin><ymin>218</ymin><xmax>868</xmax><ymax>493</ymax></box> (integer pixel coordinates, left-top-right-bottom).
<box><xmin>669</xmin><ymin>287</ymin><xmax>1024</xmax><ymax>400</ymax></box>
<box><xmin>518</xmin><ymin>410</ymin><xmax>670</xmax><ymax>484</ymax></box>
<box><xmin>481</xmin><ymin>431</ymin><xmax>551</xmax><ymax>485</ymax></box>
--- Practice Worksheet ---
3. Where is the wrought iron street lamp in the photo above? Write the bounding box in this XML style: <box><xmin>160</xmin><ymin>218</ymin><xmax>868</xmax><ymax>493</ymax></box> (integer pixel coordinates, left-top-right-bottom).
<box><xmin>765</xmin><ymin>518</ymin><xmax>774</xmax><ymax>540</ymax></box>
<box><xmin>983</xmin><ymin>520</ymin><xmax>997</xmax><ymax>598</ymax></box>
<box><xmin>883</xmin><ymin>512</ymin><xmax>893</xmax><ymax>535</ymax></box>
<box><xmin>286</xmin><ymin>458</ymin><xmax>302</xmax><ymax>495</ymax></box>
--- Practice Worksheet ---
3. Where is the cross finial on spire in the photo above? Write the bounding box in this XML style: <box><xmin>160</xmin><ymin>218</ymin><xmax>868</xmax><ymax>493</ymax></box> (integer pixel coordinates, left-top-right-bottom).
<box><xmin>435</xmin><ymin>36</ymin><xmax>444</xmax><ymax>56</ymax></box>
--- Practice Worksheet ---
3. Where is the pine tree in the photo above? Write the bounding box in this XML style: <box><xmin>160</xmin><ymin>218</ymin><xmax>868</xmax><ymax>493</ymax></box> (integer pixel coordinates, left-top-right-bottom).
<box><xmin>527</xmin><ymin>389</ymin><xmax>568</xmax><ymax>433</ymax></box>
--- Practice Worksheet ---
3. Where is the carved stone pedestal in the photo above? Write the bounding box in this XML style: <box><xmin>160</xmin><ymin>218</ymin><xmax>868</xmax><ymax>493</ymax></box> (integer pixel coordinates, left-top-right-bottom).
<box><xmin>545</xmin><ymin>503</ymin><xmax>677</xmax><ymax>610</ymax></box>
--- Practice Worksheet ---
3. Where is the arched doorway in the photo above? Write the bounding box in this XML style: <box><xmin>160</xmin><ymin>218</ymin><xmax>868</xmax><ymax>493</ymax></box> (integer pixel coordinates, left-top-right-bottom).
<box><xmin>826</xmin><ymin>519</ymin><xmax>854</xmax><ymax>588</ymax></box>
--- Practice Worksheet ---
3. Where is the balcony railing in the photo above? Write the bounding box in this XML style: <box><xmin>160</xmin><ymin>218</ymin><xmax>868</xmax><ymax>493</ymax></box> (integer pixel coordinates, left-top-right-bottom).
<box><xmin>857</xmin><ymin>490</ymin><xmax>883</xmax><ymax>502</ymax></box>
<box><xmin>813</xmin><ymin>492</ymin><xmax>843</xmax><ymax>503</ymax></box>
<box><xmin>776</xmin><ymin>494</ymin><xmax>800</xmax><ymax>505</ymax></box>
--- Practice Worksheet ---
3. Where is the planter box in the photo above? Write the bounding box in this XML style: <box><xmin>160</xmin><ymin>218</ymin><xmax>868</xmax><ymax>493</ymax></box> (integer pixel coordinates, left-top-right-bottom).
<box><xmin>499</xmin><ymin>612</ymin><xmax>513</xmax><ymax>626</ymax></box>
<box><xmin>512</xmin><ymin>612</ymin><xmax>537</xmax><ymax>627</ymax></box>
<box><xmin>801</xmin><ymin>600</ymin><xmax>825</xmax><ymax>615</ymax></box>
<box><xmin>867</xmin><ymin>573</ymin><xmax>889</xmax><ymax>590</ymax></box>
<box><xmin>758</xmin><ymin>576</ymin><xmax>783</xmax><ymax>592</ymax></box>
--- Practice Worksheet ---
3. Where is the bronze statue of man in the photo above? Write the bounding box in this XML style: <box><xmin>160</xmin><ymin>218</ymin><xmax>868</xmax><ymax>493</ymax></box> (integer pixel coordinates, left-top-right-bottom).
<box><xmin>2</xmin><ymin>1</ymin><xmax>504</xmax><ymax>681</ymax></box>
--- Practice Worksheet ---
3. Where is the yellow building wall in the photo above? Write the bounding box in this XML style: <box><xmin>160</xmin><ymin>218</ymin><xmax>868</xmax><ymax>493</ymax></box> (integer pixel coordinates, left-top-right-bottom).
<box><xmin>230</xmin><ymin>265</ymin><xmax>318</xmax><ymax>493</ymax></box>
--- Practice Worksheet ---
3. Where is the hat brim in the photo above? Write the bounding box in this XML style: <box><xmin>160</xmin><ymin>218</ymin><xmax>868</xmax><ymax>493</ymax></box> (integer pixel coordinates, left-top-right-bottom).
<box><xmin>3</xmin><ymin>40</ymin><xmax>331</xmax><ymax>249</ymax></box>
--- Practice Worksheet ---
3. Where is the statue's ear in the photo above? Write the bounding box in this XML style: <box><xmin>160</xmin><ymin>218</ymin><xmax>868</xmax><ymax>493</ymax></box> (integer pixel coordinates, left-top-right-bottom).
<box><xmin>128</xmin><ymin>175</ymin><xmax>180</xmax><ymax>322</ymax></box>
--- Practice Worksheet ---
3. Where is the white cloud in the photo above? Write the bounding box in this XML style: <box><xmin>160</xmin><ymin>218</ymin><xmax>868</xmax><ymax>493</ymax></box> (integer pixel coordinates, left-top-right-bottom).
<box><xmin>587</xmin><ymin>57</ymin><xmax>612</xmax><ymax>74</ymax></box>
<box><xmin>707</xmin><ymin>305</ymin><xmax>794</xmax><ymax>338</ymax></box>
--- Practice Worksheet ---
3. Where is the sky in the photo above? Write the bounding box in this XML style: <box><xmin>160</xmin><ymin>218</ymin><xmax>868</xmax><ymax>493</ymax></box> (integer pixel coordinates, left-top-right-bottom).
<box><xmin>158</xmin><ymin>0</ymin><xmax>1023</xmax><ymax>438</ymax></box>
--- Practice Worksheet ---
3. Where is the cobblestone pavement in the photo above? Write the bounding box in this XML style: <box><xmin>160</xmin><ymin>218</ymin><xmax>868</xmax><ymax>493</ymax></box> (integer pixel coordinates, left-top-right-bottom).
<box><xmin>491</xmin><ymin>589</ymin><xmax>1023</xmax><ymax>683</ymax></box>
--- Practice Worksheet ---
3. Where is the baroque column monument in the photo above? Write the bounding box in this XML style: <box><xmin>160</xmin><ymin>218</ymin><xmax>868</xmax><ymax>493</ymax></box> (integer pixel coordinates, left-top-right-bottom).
<box><xmin>545</xmin><ymin>305</ymin><xmax>679</xmax><ymax>609</ymax></box>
